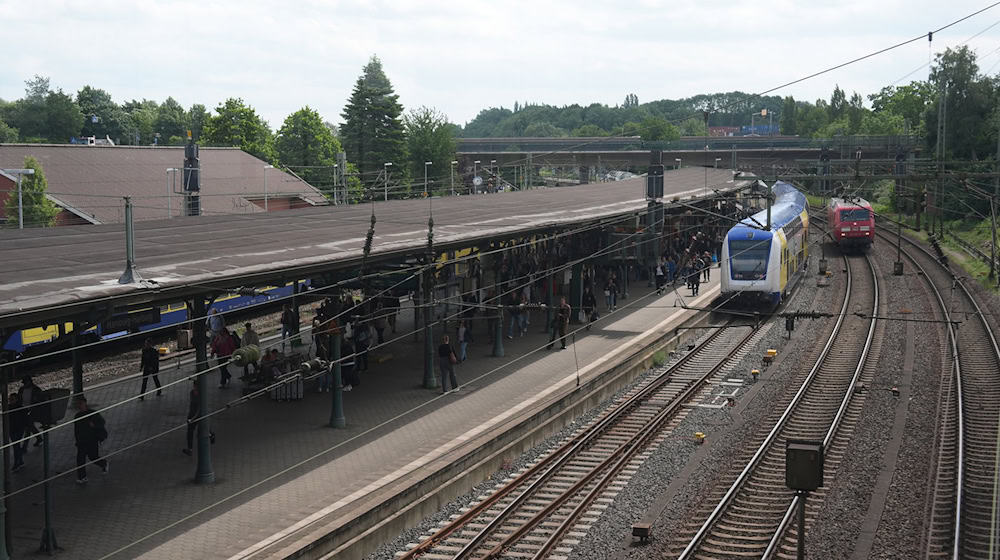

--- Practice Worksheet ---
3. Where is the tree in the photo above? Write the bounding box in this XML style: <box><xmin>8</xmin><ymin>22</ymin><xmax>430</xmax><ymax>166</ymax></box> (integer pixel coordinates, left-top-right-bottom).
<box><xmin>847</xmin><ymin>92</ymin><xmax>865</xmax><ymax>134</ymax></box>
<box><xmin>679</xmin><ymin>117</ymin><xmax>706</xmax><ymax>136</ymax></box>
<box><xmin>0</xmin><ymin>120</ymin><xmax>18</xmax><ymax>142</ymax></box>
<box><xmin>122</xmin><ymin>99</ymin><xmax>159</xmax><ymax>144</ymax></box>
<box><xmin>276</xmin><ymin>106</ymin><xmax>343</xmax><ymax>191</ymax></box>
<box><xmin>522</xmin><ymin>121</ymin><xmax>565</xmax><ymax>137</ymax></box>
<box><xmin>187</xmin><ymin>103</ymin><xmax>209</xmax><ymax>140</ymax></box>
<box><xmin>403</xmin><ymin>106</ymin><xmax>457</xmax><ymax>193</ymax></box>
<box><xmin>868</xmin><ymin>83</ymin><xmax>931</xmax><ymax>131</ymax></box>
<box><xmin>623</xmin><ymin>93</ymin><xmax>639</xmax><ymax>108</ymax></box>
<box><xmin>202</xmin><ymin>98</ymin><xmax>276</xmax><ymax>162</ymax></box>
<box><xmin>639</xmin><ymin>117</ymin><xmax>680</xmax><ymax>142</ymax></box>
<box><xmin>4</xmin><ymin>156</ymin><xmax>58</xmax><ymax>227</ymax></box>
<box><xmin>780</xmin><ymin>96</ymin><xmax>797</xmax><ymax>135</ymax></box>
<box><xmin>8</xmin><ymin>76</ymin><xmax>51</xmax><ymax>140</ymax></box>
<box><xmin>926</xmin><ymin>46</ymin><xmax>994</xmax><ymax>159</ymax></box>
<box><xmin>77</xmin><ymin>86</ymin><xmax>130</xmax><ymax>141</ymax></box>
<box><xmin>830</xmin><ymin>85</ymin><xmax>847</xmax><ymax>120</ymax></box>
<box><xmin>571</xmin><ymin>124</ymin><xmax>608</xmax><ymax>137</ymax></box>
<box><xmin>155</xmin><ymin>97</ymin><xmax>188</xmax><ymax>142</ymax></box>
<box><xmin>340</xmin><ymin>55</ymin><xmax>407</xmax><ymax>179</ymax></box>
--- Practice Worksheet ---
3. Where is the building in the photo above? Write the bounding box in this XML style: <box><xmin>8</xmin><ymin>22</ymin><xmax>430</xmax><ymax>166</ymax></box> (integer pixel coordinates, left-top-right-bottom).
<box><xmin>0</xmin><ymin>144</ymin><xmax>327</xmax><ymax>226</ymax></box>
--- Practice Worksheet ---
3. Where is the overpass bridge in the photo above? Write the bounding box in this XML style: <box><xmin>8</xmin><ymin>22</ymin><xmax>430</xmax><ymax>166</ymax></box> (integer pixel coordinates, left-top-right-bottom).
<box><xmin>457</xmin><ymin>135</ymin><xmax>922</xmax><ymax>182</ymax></box>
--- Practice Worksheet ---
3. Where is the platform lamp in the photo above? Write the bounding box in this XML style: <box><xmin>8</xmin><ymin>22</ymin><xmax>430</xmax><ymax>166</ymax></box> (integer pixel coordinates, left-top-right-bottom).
<box><xmin>263</xmin><ymin>164</ymin><xmax>274</xmax><ymax>212</ymax></box>
<box><xmin>423</xmin><ymin>161</ymin><xmax>432</xmax><ymax>197</ymax></box>
<box><xmin>1</xmin><ymin>168</ymin><xmax>34</xmax><ymax>229</ymax></box>
<box><xmin>473</xmin><ymin>160</ymin><xmax>481</xmax><ymax>193</ymax></box>
<box><xmin>384</xmin><ymin>162</ymin><xmax>393</xmax><ymax>201</ymax></box>
<box><xmin>450</xmin><ymin>160</ymin><xmax>458</xmax><ymax>196</ymax></box>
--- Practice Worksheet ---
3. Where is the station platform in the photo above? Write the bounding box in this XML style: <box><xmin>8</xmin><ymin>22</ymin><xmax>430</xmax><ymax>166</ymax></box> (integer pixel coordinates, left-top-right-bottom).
<box><xmin>6</xmin><ymin>275</ymin><xmax>722</xmax><ymax>559</ymax></box>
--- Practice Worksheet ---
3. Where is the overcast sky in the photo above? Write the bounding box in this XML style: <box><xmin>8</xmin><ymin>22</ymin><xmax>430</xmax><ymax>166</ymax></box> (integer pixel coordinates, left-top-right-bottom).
<box><xmin>3</xmin><ymin>0</ymin><xmax>1000</xmax><ymax>130</ymax></box>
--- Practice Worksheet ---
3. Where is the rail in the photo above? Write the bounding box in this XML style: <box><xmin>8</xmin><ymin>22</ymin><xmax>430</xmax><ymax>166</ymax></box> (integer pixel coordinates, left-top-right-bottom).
<box><xmin>676</xmin><ymin>248</ymin><xmax>861</xmax><ymax>559</ymax></box>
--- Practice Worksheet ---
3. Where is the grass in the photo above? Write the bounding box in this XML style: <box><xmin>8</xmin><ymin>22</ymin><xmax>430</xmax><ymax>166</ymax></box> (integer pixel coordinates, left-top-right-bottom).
<box><xmin>652</xmin><ymin>350</ymin><xmax>667</xmax><ymax>367</ymax></box>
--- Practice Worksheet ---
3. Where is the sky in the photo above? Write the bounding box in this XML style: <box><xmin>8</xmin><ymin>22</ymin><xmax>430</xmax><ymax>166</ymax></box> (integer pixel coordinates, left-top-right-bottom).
<box><xmin>3</xmin><ymin>0</ymin><xmax>1000</xmax><ymax>130</ymax></box>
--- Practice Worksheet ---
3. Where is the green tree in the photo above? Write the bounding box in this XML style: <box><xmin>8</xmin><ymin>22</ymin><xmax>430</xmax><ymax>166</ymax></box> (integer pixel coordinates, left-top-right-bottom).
<box><xmin>780</xmin><ymin>96</ymin><xmax>797</xmax><ymax>135</ymax></box>
<box><xmin>340</xmin><ymin>55</ymin><xmax>407</xmax><ymax>179</ymax></box>
<box><xmin>4</xmin><ymin>156</ymin><xmax>58</xmax><ymax>227</ymax></box>
<box><xmin>639</xmin><ymin>117</ymin><xmax>680</xmax><ymax>141</ymax></box>
<box><xmin>522</xmin><ymin>121</ymin><xmax>566</xmax><ymax>137</ymax></box>
<box><xmin>868</xmin><ymin>83</ymin><xmax>931</xmax><ymax>131</ymax></box>
<box><xmin>829</xmin><ymin>85</ymin><xmax>847</xmax><ymax>120</ymax></box>
<box><xmin>679</xmin><ymin>117</ymin><xmax>706</xmax><ymax>136</ymax></box>
<box><xmin>122</xmin><ymin>99</ymin><xmax>159</xmax><ymax>144</ymax></box>
<box><xmin>926</xmin><ymin>46</ymin><xmax>994</xmax><ymax>159</ymax></box>
<box><xmin>571</xmin><ymin>124</ymin><xmax>608</xmax><ymax>137</ymax></box>
<box><xmin>155</xmin><ymin>97</ymin><xmax>188</xmax><ymax>141</ymax></box>
<box><xmin>202</xmin><ymin>98</ymin><xmax>276</xmax><ymax>162</ymax></box>
<box><xmin>0</xmin><ymin>120</ymin><xmax>18</xmax><ymax>142</ymax></box>
<box><xmin>276</xmin><ymin>106</ymin><xmax>343</xmax><ymax>191</ymax></box>
<box><xmin>403</xmin><ymin>106</ymin><xmax>457</xmax><ymax>193</ymax></box>
<box><xmin>41</xmin><ymin>89</ymin><xmax>84</xmax><ymax>142</ymax></box>
<box><xmin>9</xmin><ymin>76</ymin><xmax>51</xmax><ymax>140</ymax></box>
<box><xmin>187</xmin><ymin>103</ymin><xmax>209</xmax><ymax>140</ymax></box>
<box><xmin>76</xmin><ymin>86</ymin><xmax>130</xmax><ymax>141</ymax></box>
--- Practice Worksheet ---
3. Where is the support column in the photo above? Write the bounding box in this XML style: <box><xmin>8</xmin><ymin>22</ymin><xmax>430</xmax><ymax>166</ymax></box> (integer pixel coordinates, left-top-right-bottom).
<box><xmin>545</xmin><ymin>270</ymin><xmax>553</xmax><ymax>335</ymax></box>
<box><xmin>491</xmin><ymin>246</ymin><xmax>504</xmax><ymax>357</ymax></box>
<box><xmin>329</xmin><ymin>332</ymin><xmax>345</xmax><ymax>428</ymax></box>
<box><xmin>570</xmin><ymin>262</ymin><xmax>583</xmax><ymax>323</ymax></box>
<box><xmin>71</xmin><ymin>324</ymin><xmax>83</xmax><ymax>395</ymax></box>
<box><xmin>291</xmin><ymin>281</ymin><xmax>301</xmax><ymax>348</ymax></box>
<box><xmin>191</xmin><ymin>297</ymin><xmax>214</xmax><ymax>484</ymax></box>
<box><xmin>423</xmin><ymin>267</ymin><xmax>437</xmax><ymax>387</ymax></box>
<box><xmin>0</xmin><ymin>347</ymin><xmax>9</xmax><ymax>560</ymax></box>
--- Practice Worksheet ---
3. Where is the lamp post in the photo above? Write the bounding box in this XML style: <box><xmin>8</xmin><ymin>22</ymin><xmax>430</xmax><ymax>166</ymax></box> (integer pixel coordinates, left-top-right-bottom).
<box><xmin>166</xmin><ymin>168</ymin><xmax>179</xmax><ymax>218</ymax></box>
<box><xmin>491</xmin><ymin>159</ymin><xmax>497</xmax><ymax>192</ymax></box>
<box><xmin>474</xmin><ymin>160</ymin><xmax>481</xmax><ymax>193</ymax></box>
<box><xmin>424</xmin><ymin>161</ymin><xmax>432</xmax><ymax>197</ymax></box>
<box><xmin>1</xmin><ymin>168</ymin><xmax>34</xmax><ymax>229</ymax></box>
<box><xmin>450</xmin><ymin>160</ymin><xmax>458</xmax><ymax>196</ymax></box>
<box><xmin>263</xmin><ymin>164</ymin><xmax>274</xmax><ymax>212</ymax></box>
<box><xmin>332</xmin><ymin>163</ymin><xmax>339</xmax><ymax>204</ymax></box>
<box><xmin>384</xmin><ymin>162</ymin><xmax>393</xmax><ymax>201</ymax></box>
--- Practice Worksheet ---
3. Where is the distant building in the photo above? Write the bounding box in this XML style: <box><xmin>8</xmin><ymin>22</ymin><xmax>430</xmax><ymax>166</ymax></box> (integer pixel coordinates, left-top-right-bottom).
<box><xmin>709</xmin><ymin>126</ymin><xmax>740</xmax><ymax>137</ymax></box>
<box><xmin>0</xmin><ymin>144</ymin><xmax>327</xmax><ymax>226</ymax></box>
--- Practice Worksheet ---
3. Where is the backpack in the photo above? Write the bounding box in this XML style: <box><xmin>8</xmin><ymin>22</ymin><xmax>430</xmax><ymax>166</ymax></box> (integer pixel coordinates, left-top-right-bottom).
<box><xmin>94</xmin><ymin>413</ymin><xmax>108</xmax><ymax>442</ymax></box>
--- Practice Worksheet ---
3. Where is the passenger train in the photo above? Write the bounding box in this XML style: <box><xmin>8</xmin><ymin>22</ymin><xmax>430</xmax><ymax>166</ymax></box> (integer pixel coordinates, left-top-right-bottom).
<box><xmin>720</xmin><ymin>181</ymin><xmax>809</xmax><ymax>306</ymax></box>
<box><xmin>827</xmin><ymin>197</ymin><xmax>874</xmax><ymax>249</ymax></box>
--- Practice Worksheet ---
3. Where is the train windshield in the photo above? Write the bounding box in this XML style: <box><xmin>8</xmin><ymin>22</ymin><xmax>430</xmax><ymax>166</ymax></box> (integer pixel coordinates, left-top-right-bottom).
<box><xmin>840</xmin><ymin>209</ymin><xmax>871</xmax><ymax>222</ymax></box>
<box><xmin>728</xmin><ymin>239</ymin><xmax>770</xmax><ymax>279</ymax></box>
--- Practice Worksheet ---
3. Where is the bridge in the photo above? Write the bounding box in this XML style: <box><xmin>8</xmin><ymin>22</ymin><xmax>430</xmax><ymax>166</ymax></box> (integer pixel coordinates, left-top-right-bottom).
<box><xmin>456</xmin><ymin>135</ymin><xmax>922</xmax><ymax>182</ymax></box>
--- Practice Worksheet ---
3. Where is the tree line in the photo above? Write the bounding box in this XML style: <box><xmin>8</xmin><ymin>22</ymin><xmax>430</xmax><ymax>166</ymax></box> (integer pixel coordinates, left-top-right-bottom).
<box><xmin>0</xmin><ymin>56</ymin><xmax>458</xmax><ymax>200</ymax></box>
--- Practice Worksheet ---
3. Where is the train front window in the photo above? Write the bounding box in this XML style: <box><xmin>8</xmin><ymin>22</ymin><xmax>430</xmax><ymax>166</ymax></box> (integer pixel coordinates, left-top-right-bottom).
<box><xmin>728</xmin><ymin>239</ymin><xmax>770</xmax><ymax>279</ymax></box>
<box><xmin>840</xmin><ymin>209</ymin><xmax>871</xmax><ymax>222</ymax></box>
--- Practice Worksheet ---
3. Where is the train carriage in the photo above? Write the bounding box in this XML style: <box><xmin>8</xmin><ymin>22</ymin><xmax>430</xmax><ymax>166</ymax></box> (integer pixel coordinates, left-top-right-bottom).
<box><xmin>720</xmin><ymin>181</ymin><xmax>809</xmax><ymax>306</ymax></box>
<box><xmin>827</xmin><ymin>197</ymin><xmax>874</xmax><ymax>249</ymax></box>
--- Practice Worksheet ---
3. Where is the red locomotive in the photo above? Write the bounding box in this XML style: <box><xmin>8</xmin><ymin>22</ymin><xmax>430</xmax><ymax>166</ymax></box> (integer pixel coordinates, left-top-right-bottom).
<box><xmin>827</xmin><ymin>197</ymin><xmax>874</xmax><ymax>248</ymax></box>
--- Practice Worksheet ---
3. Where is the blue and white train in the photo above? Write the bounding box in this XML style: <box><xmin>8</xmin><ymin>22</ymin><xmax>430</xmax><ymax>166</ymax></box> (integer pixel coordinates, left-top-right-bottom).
<box><xmin>720</xmin><ymin>181</ymin><xmax>809</xmax><ymax>306</ymax></box>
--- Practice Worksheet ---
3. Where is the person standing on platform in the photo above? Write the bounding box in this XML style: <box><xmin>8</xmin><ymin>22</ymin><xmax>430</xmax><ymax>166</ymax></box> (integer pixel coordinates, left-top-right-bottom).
<box><xmin>72</xmin><ymin>396</ymin><xmax>108</xmax><ymax>484</ymax></box>
<box><xmin>9</xmin><ymin>392</ymin><xmax>27</xmax><ymax>472</ymax></box>
<box><xmin>582</xmin><ymin>286</ymin><xmax>597</xmax><ymax>331</ymax></box>
<box><xmin>139</xmin><ymin>338</ymin><xmax>162</xmax><ymax>400</ymax></box>
<box><xmin>655</xmin><ymin>259</ymin><xmax>666</xmax><ymax>294</ymax></box>
<box><xmin>547</xmin><ymin>296</ymin><xmax>571</xmax><ymax>350</ymax></box>
<box><xmin>506</xmin><ymin>293</ymin><xmax>521</xmax><ymax>340</ymax></box>
<box><xmin>17</xmin><ymin>376</ymin><xmax>43</xmax><ymax>447</ymax></box>
<box><xmin>457</xmin><ymin>321</ymin><xmax>470</xmax><ymax>362</ymax></box>
<box><xmin>691</xmin><ymin>256</ymin><xmax>703</xmax><ymax>296</ymax></box>
<box><xmin>210</xmin><ymin>328</ymin><xmax>236</xmax><ymax>388</ymax></box>
<box><xmin>206</xmin><ymin>308</ymin><xmax>225</xmax><ymax>339</ymax></box>
<box><xmin>604</xmin><ymin>274</ymin><xmax>618</xmax><ymax>311</ymax></box>
<box><xmin>438</xmin><ymin>335</ymin><xmax>459</xmax><ymax>393</ymax></box>
<box><xmin>182</xmin><ymin>380</ymin><xmax>215</xmax><ymax>456</ymax></box>
<box><xmin>280</xmin><ymin>304</ymin><xmax>296</xmax><ymax>351</ymax></box>
<box><xmin>703</xmin><ymin>251</ymin><xmax>712</xmax><ymax>281</ymax></box>
<box><xmin>354</xmin><ymin>319</ymin><xmax>371</xmax><ymax>372</ymax></box>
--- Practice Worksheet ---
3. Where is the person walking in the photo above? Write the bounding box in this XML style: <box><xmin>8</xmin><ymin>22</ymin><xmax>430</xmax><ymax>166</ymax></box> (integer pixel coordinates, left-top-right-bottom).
<box><xmin>206</xmin><ymin>308</ymin><xmax>225</xmax><ymax>339</ymax></box>
<box><xmin>438</xmin><ymin>335</ymin><xmax>459</xmax><ymax>393</ymax></box>
<box><xmin>72</xmin><ymin>396</ymin><xmax>108</xmax><ymax>483</ymax></box>
<box><xmin>280</xmin><ymin>304</ymin><xmax>296</xmax><ymax>351</ymax></box>
<box><xmin>582</xmin><ymin>286</ymin><xmax>597</xmax><ymax>331</ymax></box>
<box><xmin>8</xmin><ymin>392</ymin><xmax>28</xmax><ymax>472</ymax></box>
<box><xmin>16</xmin><ymin>376</ymin><xmax>43</xmax><ymax>447</ymax></box>
<box><xmin>547</xmin><ymin>296</ymin><xmax>571</xmax><ymax>350</ymax></box>
<box><xmin>138</xmin><ymin>338</ymin><xmax>163</xmax><ymax>400</ymax></box>
<box><xmin>691</xmin><ymin>256</ymin><xmax>703</xmax><ymax>296</ymax></box>
<box><xmin>703</xmin><ymin>251</ymin><xmax>712</xmax><ymax>282</ymax></box>
<box><xmin>604</xmin><ymin>275</ymin><xmax>618</xmax><ymax>311</ymax></box>
<box><xmin>210</xmin><ymin>328</ymin><xmax>237</xmax><ymax>388</ymax></box>
<box><xmin>182</xmin><ymin>380</ymin><xmax>215</xmax><ymax>456</ymax></box>
<box><xmin>457</xmin><ymin>321</ymin><xmax>470</xmax><ymax>362</ymax></box>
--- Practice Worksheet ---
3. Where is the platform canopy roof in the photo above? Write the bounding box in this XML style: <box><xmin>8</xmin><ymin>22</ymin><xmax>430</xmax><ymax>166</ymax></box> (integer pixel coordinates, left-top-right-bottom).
<box><xmin>0</xmin><ymin>168</ymin><xmax>746</xmax><ymax>329</ymax></box>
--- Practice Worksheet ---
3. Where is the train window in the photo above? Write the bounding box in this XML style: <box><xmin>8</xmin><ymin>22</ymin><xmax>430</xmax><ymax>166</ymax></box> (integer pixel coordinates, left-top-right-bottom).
<box><xmin>728</xmin><ymin>239</ymin><xmax>770</xmax><ymax>279</ymax></box>
<box><xmin>840</xmin><ymin>209</ymin><xmax>871</xmax><ymax>222</ymax></box>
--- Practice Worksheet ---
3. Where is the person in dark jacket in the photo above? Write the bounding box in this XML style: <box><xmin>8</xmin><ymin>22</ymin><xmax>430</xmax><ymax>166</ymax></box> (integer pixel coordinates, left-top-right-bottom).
<box><xmin>582</xmin><ymin>287</ymin><xmax>598</xmax><ymax>331</ymax></box>
<box><xmin>210</xmin><ymin>328</ymin><xmax>237</xmax><ymax>388</ymax></box>
<box><xmin>437</xmin><ymin>335</ymin><xmax>458</xmax><ymax>393</ymax></box>
<box><xmin>17</xmin><ymin>376</ymin><xmax>43</xmax><ymax>447</ymax></box>
<box><xmin>139</xmin><ymin>338</ymin><xmax>162</xmax><ymax>400</ymax></box>
<box><xmin>547</xmin><ymin>296</ymin><xmax>571</xmax><ymax>350</ymax></box>
<box><xmin>9</xmin><ymin>392</ymin><xmax>28</xmax><ymax>472</ymax></box>
<box><xmin>73</xmin><ymin>396</ymin><xmax>107</xmax><ymax>483</ymax></box>
<box><xmin>182</xmin><ymin>381</ymin><xmax>215</xmax><ymax>456</ymax></box>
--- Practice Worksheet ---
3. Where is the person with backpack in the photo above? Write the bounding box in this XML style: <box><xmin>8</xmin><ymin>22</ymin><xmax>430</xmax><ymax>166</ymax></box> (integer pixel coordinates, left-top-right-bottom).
<box><xmin>72</xmin><ymin>396</ymin><xmax>108</xmax><ymax>484</ymax></box>
<box><xmin>139</xmin><ymin>338</ymin><xmax>163</xmax><ymax>400</ymax></box>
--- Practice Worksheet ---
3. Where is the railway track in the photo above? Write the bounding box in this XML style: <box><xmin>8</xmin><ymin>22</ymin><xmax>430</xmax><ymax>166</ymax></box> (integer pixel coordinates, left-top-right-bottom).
<box><xmin>672</xmin><ymin>250</ymin><xmax>879</xmax><ymax>559</ymax></box>
<box><xmin>883</xmin><ymin>230</ymin><xmax>1000</xmax><ymax>559</ymax></box>
<box><xmin>397</xmin><ymin>320</ymin><xmax>768</xmax><ymax>560</ymax></box>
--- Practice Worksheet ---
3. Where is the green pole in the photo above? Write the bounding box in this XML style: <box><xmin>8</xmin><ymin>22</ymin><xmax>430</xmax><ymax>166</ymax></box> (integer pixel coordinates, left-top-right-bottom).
<box><xmin>192</xmin><ymin>297</ymin><xmax>214</xmax><ymax>484</ymax></box>
<box><xmin>329</xmin><ymin>332</ymin><xmax>345</xmax><ymax>428</ymax></box>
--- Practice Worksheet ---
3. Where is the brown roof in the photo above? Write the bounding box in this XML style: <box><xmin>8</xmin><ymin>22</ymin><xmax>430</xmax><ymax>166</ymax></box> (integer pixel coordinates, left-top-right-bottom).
<box><xmin>0</xmin><ymin>144</ymin><xmax>326</xmax><ymax>224</ymax></box>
